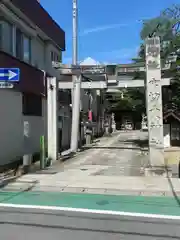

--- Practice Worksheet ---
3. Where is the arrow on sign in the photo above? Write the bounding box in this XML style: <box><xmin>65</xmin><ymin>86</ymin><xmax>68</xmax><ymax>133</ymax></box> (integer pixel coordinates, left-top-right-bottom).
<box><xmin>0</xmin><ymin>68</ymin><xmax>20</xmax><ymax>82</ymax></box>
<box><xmin>0</xmin><ymin>70</ymin><xmax>17</xmax><ymax>80</ymax></box>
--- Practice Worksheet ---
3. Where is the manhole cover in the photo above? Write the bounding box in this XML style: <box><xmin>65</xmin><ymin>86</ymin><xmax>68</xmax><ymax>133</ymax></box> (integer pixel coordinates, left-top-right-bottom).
<box><xmin>96</xmin><ymin>200</ymin><xmax>109</xmax><ymax>206</ymax></box>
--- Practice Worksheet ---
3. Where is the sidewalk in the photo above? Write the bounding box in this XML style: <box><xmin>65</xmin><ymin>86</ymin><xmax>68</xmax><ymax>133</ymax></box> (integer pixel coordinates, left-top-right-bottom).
<box><xmin>1</xmin><ymin>131</ymin><xmax>179</xmax><ymax>197</ymax></box>
<box><xmin>6</xmin><ymin>174</ymin><xmax>180</xmax><ymax>196</ymax></box>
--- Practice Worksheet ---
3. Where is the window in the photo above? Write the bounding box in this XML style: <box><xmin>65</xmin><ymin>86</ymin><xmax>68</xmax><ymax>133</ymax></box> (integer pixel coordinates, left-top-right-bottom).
<box><xmin>22</xmin><ymin>93</ymin><xmax>42</xmax><ymax>116</ymax></box>
<box><xmin>23</xmin><ymin>35</ymin><xmax>31</xmax><ymax>63</ymax></box>
<box><xmin>0</xmin><ymin>20</ymin><xmax>13</xmax><ymax>54</ymax></box>
<box><xmin>16</xmin><ymin>28</ymin><xmax>23</xmax><ymax>59</ymax></box>
<box><xmin>16</xmin><ymin>28</ymin><xmax>31</xmax><ymax>63</ymax></box>
<box><xmin>56</xmin><ymin>54</ymin><xmax>59</xmax><ymax>62</ymax></box>
<box><xmin>0</xmin><ymin>20</ymin><xmax>31</xmax><ymax>62</ymax></box>
<box><xmin>6</xmin><ymin>22</ymin><xmax>13</xmax><ymax>54</ymax></box>
<box><xmin>0</xmin><ymin>22</ymin><xmax>2</xmax><ymax>50</ymax></box>
<box><xmin>50</xmin><ymin>51</ymin><xmax>61</xmax><ymax>62</ymax></box>
<box><xmin>51</xmin><ymin>51</ymin><xmax>54</xmax><ymax>61</ymax></box>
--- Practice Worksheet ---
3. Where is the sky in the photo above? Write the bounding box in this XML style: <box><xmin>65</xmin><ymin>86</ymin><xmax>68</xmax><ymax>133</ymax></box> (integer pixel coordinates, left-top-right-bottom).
<box><xmin>40</xmin><ymin>0</ymin><xmax>179</xmax><ymax>64</ymax></box>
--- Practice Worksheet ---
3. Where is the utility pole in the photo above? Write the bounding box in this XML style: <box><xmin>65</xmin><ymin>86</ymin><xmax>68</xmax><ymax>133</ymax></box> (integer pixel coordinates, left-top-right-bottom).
<box><xmin>70</xmin><ymin>0</ymin><xmax>81</xmax><ymax>152</ymax></box>
<box><xmin>72</xmin><ymin>0</ymin><xmax>78</xmax><ymax>66</ymax></box>
<box><xmin>71</xmin><ymin>0</ymin><xmax>77</xmax><ymax>104</ymax></box>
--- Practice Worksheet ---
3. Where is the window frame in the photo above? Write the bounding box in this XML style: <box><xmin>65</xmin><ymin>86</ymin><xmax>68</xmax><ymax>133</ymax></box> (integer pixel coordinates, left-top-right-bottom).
<box><xmin>0</xmin><ymin>21</ymin><xmax>2</xmax><ymax>50</ymax></box>
<box><xmin>7</xmin><ymin>21</ymin><xmax>13</xmax><ymax>54</ymax></box>
<box><xmin>16</xmin><ymin>27</ymin><xmax>23</xmax><ymax>59</ymax></box>
<box><xmin>50</xmin><ymin>51</ymin><xmax>54</xmax><ymax>62</ymax></box>
<box><xmin>50</xmin><ymin>50</ymin><xmax>61</xmax><ymax>62</ymax></box>
<box><xmin>15</xmin><ymin>27</ymin><xmax>31</xmax><ymax>63</ymax></box>
<box><xmin>0</xmin><ymin>18</ymin><xmax>32</xmax><ymax>63</ymax></box>
<box><xmin>23</xmin><ymin>34</ymin><xmax>31</xmax><ymax>63</ymax></box>
<box><xmin>0</xmin><ymin>19</ymin><xmax>13</xmax><ymax>54</ymax></box>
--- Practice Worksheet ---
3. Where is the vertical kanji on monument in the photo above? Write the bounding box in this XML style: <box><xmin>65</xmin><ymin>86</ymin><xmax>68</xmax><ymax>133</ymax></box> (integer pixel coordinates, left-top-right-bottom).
<box><xmin>145</xmin><ymin>37</ymin><xmax>164</xmax><ymax>166</ymax></box>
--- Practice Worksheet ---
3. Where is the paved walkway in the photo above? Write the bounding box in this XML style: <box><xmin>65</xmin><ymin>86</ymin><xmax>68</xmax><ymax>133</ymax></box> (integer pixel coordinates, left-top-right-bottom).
<box><xmin>85</xmin><ymin>131</ymin><xmax>148</xmax><ymax>177</ymax></box>
<box><xmin>61</xmin><ymin>130</ymin><xmax>148</xmax><ymax>177</ymax></box>
<box><xmin>1</xmin><ymin>130</ymin><xmax>180</xmax><ymax>197</ymax></box>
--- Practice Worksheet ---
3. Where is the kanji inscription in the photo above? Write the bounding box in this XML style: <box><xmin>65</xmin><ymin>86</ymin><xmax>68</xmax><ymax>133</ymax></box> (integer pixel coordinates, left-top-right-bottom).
<box><xmin>145</xmin><ymin>37</ymin><xmax>164</xmax><ymax>166</ymax></box>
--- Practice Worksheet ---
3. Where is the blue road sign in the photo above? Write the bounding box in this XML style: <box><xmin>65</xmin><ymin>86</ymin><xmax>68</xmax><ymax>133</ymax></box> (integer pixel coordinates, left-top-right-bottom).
<box><xmin>0</xmin><ymin>68</ymin><xmax>20</xmax><ymax>82</ymax></box>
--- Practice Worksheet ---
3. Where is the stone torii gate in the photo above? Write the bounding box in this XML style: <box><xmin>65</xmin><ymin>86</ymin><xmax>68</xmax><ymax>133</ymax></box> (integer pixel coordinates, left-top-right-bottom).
<box><xmin>47</xmin><ymin>36</ymin><xmax>171</xmax><ymax>167</ymax></box>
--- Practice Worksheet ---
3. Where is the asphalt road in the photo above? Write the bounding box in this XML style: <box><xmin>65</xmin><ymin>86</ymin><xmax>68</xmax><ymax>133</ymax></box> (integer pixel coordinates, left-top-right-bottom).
<box><xmin>0</xmin><ymin>207</ymin><xmax>180</xmax><ymax>239</ymax></box>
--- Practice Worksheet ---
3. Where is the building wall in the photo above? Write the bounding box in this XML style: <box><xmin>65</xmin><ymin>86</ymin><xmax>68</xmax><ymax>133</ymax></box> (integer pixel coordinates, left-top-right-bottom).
<box><xmin>0</xmin><ymin>90</ymin><xmax>46</xmax><ymax>166</ymax></box>
<box><xmin>0</xmin><ymin>4</ymin><xmax>72</xmax><ymax>163</ymax></box>
<box><xmin>31</xmin><ymin>37</ymin><xmax>45</xmax><ymax>70</ymax></box>
<box><xmin>0</xmin><ymin>90</ymin><xmax>23</xmax><ymax>165</ymax></box>
<box><xmin>23</xmin><ymin>98</ymin><xmax>47</xmax><ymax>154</ymax></box>
<box><xmin>45</xmin><ymin>43</ymin><xmax>62</xmax><ymax>76</ymax></box>
<box><xmin>0</xmin><ymin>3</ymin><xmax>62</xmax><ymax>72</ymax></box>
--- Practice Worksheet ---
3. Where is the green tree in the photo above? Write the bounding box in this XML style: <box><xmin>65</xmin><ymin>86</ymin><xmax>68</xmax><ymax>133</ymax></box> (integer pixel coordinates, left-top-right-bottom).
<box><xmin>110</xmin><ymin>88</ymin><xmax>145</xmax><ymax>113</ymax></box>
<box><xmin>141</xmin><ymin>16</ymin><xmax>173</xmax><ymax>40</ymax></box>
<box><xmin>134</xmin><ymin>16</ymin><xmax>175</xmax><ymax>62</ymax></box>
<box><xmin>137</xmin><ymin>5</ymin><xmax>180</xmax><ymax>60</ymax></box>
<box><xmin>161</xmin><ymin>5</ymin><xmax>180</xmax><ymax>106</ymax></box>
<box><xmin>133</xmin><ymin>5</ymin><xmax>180</xmax><ymax>108</ymax></box>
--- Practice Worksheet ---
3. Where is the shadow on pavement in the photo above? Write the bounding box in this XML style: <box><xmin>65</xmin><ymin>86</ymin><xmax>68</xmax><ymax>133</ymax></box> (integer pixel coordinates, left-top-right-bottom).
<box><xmin>81</xmin><ymin>137</ymin><xmax>149</xmax><ymax>151</ymax></box>
<box><xmin>82</xmin><ymin>146</ymin><xmax>143</xmax><ymax>150</ymax></box>
<box><xmin>120</xmin><ymin>139</ymin><xmax>149</xmax><ymax>148</ymax></box>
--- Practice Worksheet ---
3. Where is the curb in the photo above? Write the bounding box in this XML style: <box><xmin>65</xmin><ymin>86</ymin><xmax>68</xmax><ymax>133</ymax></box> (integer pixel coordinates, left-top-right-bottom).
<box><xmin>1</xmin><ymin>179</ymin><xmax>39</xmax><ymax>192</ymax></box>
<box><xmin>0</xmin><ymin>176</ymin><xmax>18</xmax><ymax>189</ymax></box>
<box><xmin>31</xmin><ymin>185</ymin><xmax>180</xmax><ymax>197</ymax></box>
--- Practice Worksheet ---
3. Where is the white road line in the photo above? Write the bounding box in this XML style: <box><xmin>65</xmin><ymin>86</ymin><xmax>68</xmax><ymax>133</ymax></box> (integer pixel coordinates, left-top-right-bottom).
<box><xmin>0</xmin><ymin>203</ymin><xmax>180</xmax><ymax>220</ymax></box>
